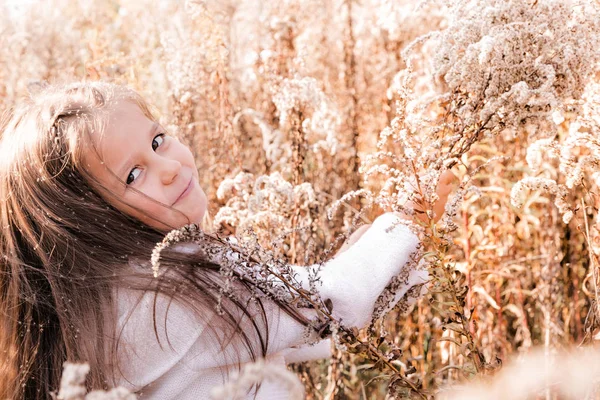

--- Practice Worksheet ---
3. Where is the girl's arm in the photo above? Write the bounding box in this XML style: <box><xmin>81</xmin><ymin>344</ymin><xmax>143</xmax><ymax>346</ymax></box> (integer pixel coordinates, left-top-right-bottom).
<box><xmin>286</xmin><ymin>212</ymin><xmax>423</xmax><ymax>329</ymax></box>
<box><xmin>274</xmin><ymin>171</ymin><xmax>457</xmax><ymax>362</ymax></box>
<box><xmin>286</xmin><ymin>170</ymin><xmax>458</xmax><ymax>329</ymax></box>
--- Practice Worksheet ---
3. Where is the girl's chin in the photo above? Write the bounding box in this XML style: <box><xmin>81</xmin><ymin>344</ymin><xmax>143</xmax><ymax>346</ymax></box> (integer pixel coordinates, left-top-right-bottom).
<box><xmin>191</xmin><ymin>210</ymin><xmax>207</xmax><ymax>227</ymax></box>
<box><xmin>179</xmin><ymin>207</ymin><xmax>206</xmax><ymax>227</ymax></box>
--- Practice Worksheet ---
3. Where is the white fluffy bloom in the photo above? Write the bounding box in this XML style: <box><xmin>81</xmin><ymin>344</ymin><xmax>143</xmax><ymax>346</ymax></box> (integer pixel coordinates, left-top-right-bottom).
<box><xmin>525</xmin><ymin>138</ymin><xmax>557</xmax><ymax>172</ymax></box>
<box><xmin>510</xmin><ymin>177</ymin><xmax>572</xmax><ymax>223</ymax></box>
<box><xmin>562</xmin><ymin>210</ymin><xmax>574</xmax><ymax>224</ymax></box>
<box><xmin>510</xmin><ymin>177</ymin><xmax>557</xmax><ymax>208</ymax></box>
<box><xmin>216</xmin><ymin>172</ymin><xmax>255</xmax><ymax>201</ymax></box>
<box><xmin>214</xmin><ymin>172</ymin><xmax>320</xmax><ymax>259</ymax></box>
<box><xmin>272</xmin><ymin>76</ymin><xmax>340</xmax><ymax>155</ymax></box>
<box><xmin>405</xmin><ymin>0</ymin><xmax>600</xmax><ymax>130</ymax></box>
<box><xmin>441</xmin><ymin>347</ymin><xmax>600</xmax><ymax>400</ymax></box>
<box><xmin>477</xmin><ymin>35</ymin><xmax>495</xmax><ymax>65</ymax></box>
<box><xmin>58</xmin><ymin>363</ymin><xmax>136</xmax><ymax>400</ymax></box>
<box><xmin>58</xmin><ymin>363</ymin><xmax>89</xmax><ymax>400</ymax></box>
<box><xmin>520</xmin><ymin>83</ymin><xmax>600</xmax><ymax>203</ymax></box>
<box><xmin>552</xmin><ymin>110</ymin><xmax>565</xmax><ymax>125</ymax></box>
<box><xmin>375</xmin><ymin>0</ymin><xmax>445</xmax><ymax>42</ymax></box>
<box><xmin>210</xmin><ymin>359</ymin><xmax>304</xmax><ymax>400</ymax></box>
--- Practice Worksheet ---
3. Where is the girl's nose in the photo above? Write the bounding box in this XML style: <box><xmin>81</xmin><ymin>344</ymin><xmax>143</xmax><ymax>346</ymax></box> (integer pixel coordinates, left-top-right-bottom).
<box><xmin>159</xmin><ymin>158</ymin><xmax>181</xmax><ymax>185</ymax></box>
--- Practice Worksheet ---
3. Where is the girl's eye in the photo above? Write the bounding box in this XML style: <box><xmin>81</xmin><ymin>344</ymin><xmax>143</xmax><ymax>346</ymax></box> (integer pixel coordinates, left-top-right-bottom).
<box><xmin>125</xmin><ymin>133</ymin><xmax>165</xmax><ymax>185</ymax></box>
<box><xmin>152</xmin><ymin>133</ymin><xmax>165</xmax><ymax>151</ymax></box>
<box><xmin>126</xmin><ymin>167</ymin><xmax>142</xmax><ymax>185</ymax></box>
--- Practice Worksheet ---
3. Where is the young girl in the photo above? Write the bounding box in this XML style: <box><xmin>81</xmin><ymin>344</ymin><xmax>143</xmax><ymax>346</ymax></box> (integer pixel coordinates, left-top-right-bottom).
<box><xmin>0</xmin><ymin>82</ymin><xmax>452</xmax><ymax>399</ymax></box>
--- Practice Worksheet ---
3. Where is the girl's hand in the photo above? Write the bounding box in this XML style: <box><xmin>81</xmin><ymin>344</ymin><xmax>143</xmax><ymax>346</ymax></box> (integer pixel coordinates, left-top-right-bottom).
<box><xmin>403</xmin><ymin>169</ymin><xmax>458</xmax><ymax>224</ymax></box>
<box><xmin>336</xmin><ymin>170</ymin><xmax>457</xmax><ymax>254</ymax></box>
<box><xmin>430</xmin><ymin>169</ymin><xmax>458</xmax><ymax>223</ymax></box>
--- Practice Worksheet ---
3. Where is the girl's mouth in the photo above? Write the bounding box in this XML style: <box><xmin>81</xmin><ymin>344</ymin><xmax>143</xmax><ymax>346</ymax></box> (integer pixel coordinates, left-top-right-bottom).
<box><xmin>173</xmin><ymin>178</ymin><xmax>193</xmax><ymax>205</ymax></box>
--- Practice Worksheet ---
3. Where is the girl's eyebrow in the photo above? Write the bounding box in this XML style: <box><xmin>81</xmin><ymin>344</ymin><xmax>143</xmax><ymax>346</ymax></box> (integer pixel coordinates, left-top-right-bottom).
<box><xmin>115</xmin><ymin>121</ymin><xmax>160</xmax><ymax>179</ymax></box>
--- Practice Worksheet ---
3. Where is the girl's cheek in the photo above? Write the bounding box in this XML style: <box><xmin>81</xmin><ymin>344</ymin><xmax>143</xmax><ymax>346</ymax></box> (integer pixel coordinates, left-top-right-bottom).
<box><xmin>127</xmin><ymin>189</ymin><xmax>159</xmax><ymax>213</ymax></box>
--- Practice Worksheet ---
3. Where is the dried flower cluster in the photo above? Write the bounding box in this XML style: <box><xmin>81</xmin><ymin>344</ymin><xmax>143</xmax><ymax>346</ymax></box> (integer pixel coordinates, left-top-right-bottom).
<box><xmin>441</xmin><ymin>347</ymin><xmax>600</xmax><ymax>400</ymax></box>
<box><xmin>56</xmin><ymin>363</ymin><xmax>135</xmax><ymax>400</ymax></box>
<box><xmin>214</xmin><ymin>171</ymin><xmax>323</xmax><ymax>263</ymax></box>
<box><xmin>209</xmin><ymin>359</ymin><xmax>305</xmax><ymax>400</ymax></box>
<box><xmin>513</xmin><ymin>83</ymin><xmax>600</xmax><ymax>226</ymax></box>
<box><xmin>150</xmin><ymin>224</ymin><xmax>205</xmax><ymax>277</ymax></box>
<box><xmin>405</xmin><ymin>0</ymin><xmax>600</xmax><ymax>135</ymax></box>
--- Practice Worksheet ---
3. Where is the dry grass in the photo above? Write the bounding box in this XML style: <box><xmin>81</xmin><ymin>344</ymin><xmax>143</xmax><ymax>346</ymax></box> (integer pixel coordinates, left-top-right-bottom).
<box><xmin>5</xmin><ymin>0</ymin><xmax>600</xmax><ymax>398</ymax></box>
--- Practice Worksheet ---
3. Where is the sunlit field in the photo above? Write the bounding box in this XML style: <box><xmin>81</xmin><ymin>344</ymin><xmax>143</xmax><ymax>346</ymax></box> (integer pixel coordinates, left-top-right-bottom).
<box><xmin>3</xmin><ymin>0</ymin><xmax>600</xmax><ymax>398</ymax></box>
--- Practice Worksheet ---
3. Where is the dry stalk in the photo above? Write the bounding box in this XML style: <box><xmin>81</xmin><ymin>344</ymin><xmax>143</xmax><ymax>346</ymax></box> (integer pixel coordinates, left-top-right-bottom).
<box><xmin>343</xmin><ymin>0</ymin><xmax>361</xmax><ymax>192</ymax></box>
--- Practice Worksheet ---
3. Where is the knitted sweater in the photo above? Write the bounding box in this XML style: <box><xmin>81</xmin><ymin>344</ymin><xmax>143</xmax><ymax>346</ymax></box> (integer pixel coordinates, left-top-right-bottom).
<box><xmin>111</xmin><ymin>213</ymin><xmax>426</xmax><ymax>399</ymax></box>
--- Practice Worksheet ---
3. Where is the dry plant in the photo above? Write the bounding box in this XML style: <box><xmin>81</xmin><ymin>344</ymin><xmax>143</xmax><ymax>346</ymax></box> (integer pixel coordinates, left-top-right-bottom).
<box><xmin>210</xmin><ymin>359</ymin><xmax>305</xmax><ymax>400</ymax></box>
<box><xmin>54</xmin><ymin>363</ymin><xmax>135</xmax><ymax>400</ymax></box>
<box><xmin>439</xmin><ymin>347</ymin><xmax>600</xmax><ymax>400</ymax></box>
<box><xmin>4</xmin><ymin>0</ymin><xmax>600</xmax><ymax>398</ymax></box>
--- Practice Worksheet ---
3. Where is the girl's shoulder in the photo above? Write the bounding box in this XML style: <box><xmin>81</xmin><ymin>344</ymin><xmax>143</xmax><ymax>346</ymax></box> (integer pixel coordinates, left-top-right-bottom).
<box><xmin>111</xmin><ymin>284</ymin><xmax>218</xmax><ymax>390</ymax></box>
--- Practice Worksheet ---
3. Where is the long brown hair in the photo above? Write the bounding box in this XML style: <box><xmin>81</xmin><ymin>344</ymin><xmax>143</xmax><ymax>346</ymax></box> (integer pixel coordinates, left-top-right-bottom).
<box><xmin>0</xmin><ymin>82</ymin><xmax>310</xmax><ymax>399</ymax></box>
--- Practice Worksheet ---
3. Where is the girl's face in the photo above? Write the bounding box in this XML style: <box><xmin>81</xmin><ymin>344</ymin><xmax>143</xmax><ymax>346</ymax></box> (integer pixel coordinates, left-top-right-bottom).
<box><xmin>81</xmin><ymin>100</ymin><xmax>208</xmax><ymax>231</ymax></box>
